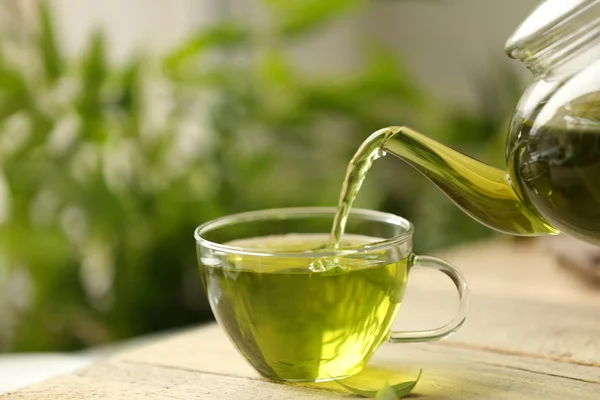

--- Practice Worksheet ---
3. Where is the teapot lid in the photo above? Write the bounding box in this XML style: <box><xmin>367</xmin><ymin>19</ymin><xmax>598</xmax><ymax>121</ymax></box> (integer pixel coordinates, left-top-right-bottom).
<box><xmin>505</xmin><ymin>0</ymin><xmax>600</xmax><ymax>75</ymax></box>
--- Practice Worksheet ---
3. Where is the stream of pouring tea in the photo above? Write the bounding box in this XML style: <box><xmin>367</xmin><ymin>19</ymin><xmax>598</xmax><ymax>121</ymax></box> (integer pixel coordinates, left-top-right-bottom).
<box><xmin>328</xmin><ymin>127</ymin><xmax>400</xmax><ymax>248</ymax></box>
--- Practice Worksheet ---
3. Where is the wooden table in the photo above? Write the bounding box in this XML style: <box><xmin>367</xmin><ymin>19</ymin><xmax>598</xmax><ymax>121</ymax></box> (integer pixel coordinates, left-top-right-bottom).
<box><xmin>3</xmin><ymin>237</ymin><xmax>600</xmax><ymax>399</ymax></box>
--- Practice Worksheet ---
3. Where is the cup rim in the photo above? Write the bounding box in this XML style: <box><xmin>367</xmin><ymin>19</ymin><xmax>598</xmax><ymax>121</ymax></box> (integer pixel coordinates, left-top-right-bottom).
<box><xmin>194</xmin><ymin>206</ymin><xmax>413</xmax><ymax>258</ymax></box>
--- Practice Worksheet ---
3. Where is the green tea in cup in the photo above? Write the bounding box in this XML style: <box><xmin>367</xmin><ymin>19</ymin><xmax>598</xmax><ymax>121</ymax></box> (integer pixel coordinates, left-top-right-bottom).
<box><xmin>195</xmin><ymin>207</ymin><xmax>468</xmax><ymax>382</ymax></box>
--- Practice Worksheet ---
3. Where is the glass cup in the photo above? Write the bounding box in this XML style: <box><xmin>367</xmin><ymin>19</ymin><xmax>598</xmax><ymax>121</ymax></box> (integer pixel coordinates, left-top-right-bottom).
<box><xmin>194</xmin><ymin>207</ymin><xmax>469</xmax><ymax>382</ymax></box>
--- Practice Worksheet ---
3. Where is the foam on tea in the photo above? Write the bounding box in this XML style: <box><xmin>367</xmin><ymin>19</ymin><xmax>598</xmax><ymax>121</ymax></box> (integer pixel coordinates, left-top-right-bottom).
<box><xmin>201</xmin><ymin>233</ymin><xmax>408</xmax><ymax>382</ymax></box>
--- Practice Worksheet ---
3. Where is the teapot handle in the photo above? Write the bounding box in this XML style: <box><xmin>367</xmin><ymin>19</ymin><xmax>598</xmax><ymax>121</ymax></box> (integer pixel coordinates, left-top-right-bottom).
<box><xmin>389</xmin><ymin>255</ymin><xmax>469</xmax><ymax>343</ymax></box>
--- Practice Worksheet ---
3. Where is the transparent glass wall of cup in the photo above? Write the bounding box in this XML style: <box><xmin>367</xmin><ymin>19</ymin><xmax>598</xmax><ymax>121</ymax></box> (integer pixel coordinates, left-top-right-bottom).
<box><xmin>194</xmin><ymin>207</ymin><xmax>469</xmax><ymax>382</ymax></box>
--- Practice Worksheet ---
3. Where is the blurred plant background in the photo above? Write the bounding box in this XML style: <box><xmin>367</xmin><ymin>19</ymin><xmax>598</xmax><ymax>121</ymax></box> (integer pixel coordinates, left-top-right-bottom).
<box><xmin>0</xmin><ymin>0</ymin><xmax>527</xmax><ymax>352</ymax></box>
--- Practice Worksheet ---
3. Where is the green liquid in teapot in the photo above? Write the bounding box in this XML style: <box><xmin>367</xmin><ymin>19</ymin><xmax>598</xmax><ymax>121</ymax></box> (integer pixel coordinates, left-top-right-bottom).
<box><xmin>509</xmin><ymin>118</ymin><xmax>600</xmax><ymax>243</ymax></box>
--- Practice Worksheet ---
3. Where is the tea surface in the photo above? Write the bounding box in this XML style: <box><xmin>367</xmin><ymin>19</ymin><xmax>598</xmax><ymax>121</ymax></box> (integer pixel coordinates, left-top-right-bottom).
<box><xmin>202</xmin><ymin>233</ymin><xmax>408</xmax><ymax>381</ymax></box>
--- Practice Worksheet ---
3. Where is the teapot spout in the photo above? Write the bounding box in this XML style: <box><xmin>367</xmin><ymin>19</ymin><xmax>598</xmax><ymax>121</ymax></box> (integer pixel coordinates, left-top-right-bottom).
<box><xmin>380</xmin><ymin>126</ymin><xmax>558</xmax><ymax>236</ymax></box>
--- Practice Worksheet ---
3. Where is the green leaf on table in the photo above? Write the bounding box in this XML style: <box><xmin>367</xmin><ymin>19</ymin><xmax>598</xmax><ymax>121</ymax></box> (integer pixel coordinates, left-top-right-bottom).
<box><xmin>375</xmin><ymin>383</ymin><xmax>397</xmax><ymax>400</ymax></box>
<box><xmin>386</xmin><ymin>370</ymin><xmax>423</xmax><ymax>398</ymax></box>
<box><xmin>332</xmin><ymin>369</ymin><xmax>422</xmax><ymax>399</ymax></box>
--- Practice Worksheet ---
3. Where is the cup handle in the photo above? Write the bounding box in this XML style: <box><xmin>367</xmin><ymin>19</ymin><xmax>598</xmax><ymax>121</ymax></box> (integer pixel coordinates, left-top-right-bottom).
<box><xmin>389</xmin><ymin>255</ymin><xmax>469</xmax><ymax>343</ymax></box>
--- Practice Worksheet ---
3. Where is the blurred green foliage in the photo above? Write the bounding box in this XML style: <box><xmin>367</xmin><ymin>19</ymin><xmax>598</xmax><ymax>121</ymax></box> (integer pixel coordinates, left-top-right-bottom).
<box><xmin>0</xmin><ymin>0</ymin><xmax>523</xmax><ymax>351</ymax></box>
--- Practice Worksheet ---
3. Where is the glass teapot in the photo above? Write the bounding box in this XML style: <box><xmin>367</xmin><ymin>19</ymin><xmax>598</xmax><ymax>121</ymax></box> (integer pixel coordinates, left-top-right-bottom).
<box><xmin>379</xmin><ymin>0</ymin><xmax>600</xmax><ymax>245</ymax></box>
